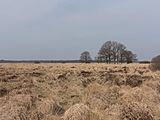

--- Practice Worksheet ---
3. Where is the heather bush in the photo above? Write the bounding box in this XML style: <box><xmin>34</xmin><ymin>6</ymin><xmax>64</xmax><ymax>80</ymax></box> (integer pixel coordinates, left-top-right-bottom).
<box><xmin>150</xmin><ymin>55</ymin><xmax>160</xmax><ymax>71</ymax></box>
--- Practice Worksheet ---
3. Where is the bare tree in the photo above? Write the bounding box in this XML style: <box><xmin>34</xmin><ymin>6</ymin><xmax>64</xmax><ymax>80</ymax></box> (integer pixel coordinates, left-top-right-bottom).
<box><xmin>123</xmin><ymin>50</ymin><xmax>137</xmax><ymax>63</ymax></box>
<box><xmin>80</xmin><ymin>51</ymin><xmax>92</xmax><ymax>63</ymax></box>
<box><xmin>117</xmin><ymin>43</ymin><xmax>127</xmax><ymax>63</ymax></box>
<box><xmin>111</xmin><ymin>41</ymin><xmax>124</xmax><ymax>63</ymax></box>
<box><xmin>111</xmin><ymin>41</ymin><xmax>117</xmax><ymax>63</ymax></box>
<box><xmin>98</xmin><ymin>41</ymin><xmax>112</xmax><ymax>63</ymax></box>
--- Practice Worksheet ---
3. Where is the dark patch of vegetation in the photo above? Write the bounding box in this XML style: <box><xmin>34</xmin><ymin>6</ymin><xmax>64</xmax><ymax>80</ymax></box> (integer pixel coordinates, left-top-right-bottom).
<box><xmin>80</xmin><ymin>70</ymin><xmax>92</xmax><ymax>77</ymax></box>
<box><xmin>126</xmin><ymin>79</ymin><xmax>143</xmax><ymax>87</ymax></box>
<box><xmin>0</xmin><ymin>88</ymin><xmax>8</xmax><ymax>97</ymax></box>
<box><xmin>52</xmin><ymin>103</ymin><xmax>65</xmax><ymax>115</ymax></box>
<box><xmin>139</xmin><ymin>61</ymin><xmax>151</xmax><ymax>64</ymax></box>
<box><xmin>34</xmin><ymin>61</ymin><xmax>41</xmax><ymax>64</ymax></box>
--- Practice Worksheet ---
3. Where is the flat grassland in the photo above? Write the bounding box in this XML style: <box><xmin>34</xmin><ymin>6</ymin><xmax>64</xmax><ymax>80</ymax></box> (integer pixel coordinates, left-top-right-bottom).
<box><xmin>0</xmin><ymin>63</ymin><xmax>160</xmax><ymax>120</ymax></box>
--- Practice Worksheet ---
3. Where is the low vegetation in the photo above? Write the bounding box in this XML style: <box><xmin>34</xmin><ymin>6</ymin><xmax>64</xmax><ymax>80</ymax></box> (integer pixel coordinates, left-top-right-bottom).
<box><xmin>0</xmin><ymin>63</ymin><xmax>160</xmax><ymax>120</ymax></box>
<box><xmin>150</xmin><ymin>55</ymin><xmax>160</xmax><ymax>71</ymax></box>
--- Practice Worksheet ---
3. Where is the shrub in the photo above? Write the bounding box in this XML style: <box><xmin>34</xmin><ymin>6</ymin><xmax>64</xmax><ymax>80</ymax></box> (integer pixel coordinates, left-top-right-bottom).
<box><xmin>150</xmin><ymin>55</ymin><xmax>160</xmax><ymax>71</ymax></box>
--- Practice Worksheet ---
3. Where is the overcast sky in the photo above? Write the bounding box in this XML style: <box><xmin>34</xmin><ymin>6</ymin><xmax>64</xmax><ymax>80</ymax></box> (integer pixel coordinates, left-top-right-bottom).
<box><xmin>0</xmin><ymin>0</ymin><xmax>160</xmax><ymax>60</ymax></box>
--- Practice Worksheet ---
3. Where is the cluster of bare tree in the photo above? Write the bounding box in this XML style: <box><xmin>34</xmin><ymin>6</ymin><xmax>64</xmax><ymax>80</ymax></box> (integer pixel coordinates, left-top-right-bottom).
<box><xmin>97</xmin><ymin>41</ymin><xmax>137</xmax><ymax>63</ymax></box>
<box><xmin>80</xmin><ymin>41</ymin><xmax>137</xmax><ymax>63</ymax></box>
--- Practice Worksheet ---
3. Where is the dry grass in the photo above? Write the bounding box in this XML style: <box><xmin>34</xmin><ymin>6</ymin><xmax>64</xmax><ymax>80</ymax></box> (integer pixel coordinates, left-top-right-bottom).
<box><xmin>83</xmin><ymin>83</ymin><xmax>120</xmax><ymax>111</ymax></box>
<box><xmin>120</xmin><ymin>102</ymin><xmax>154</xmax><ymax>120</ymax></box>
<box><xmin>63</xmin><ymin>104</ymin><xmax>101</xmax><ymax>120</ymax></box>
<box><xmin>0</xmin><ymin>63</ymin><xmax>160</xmax><ymax>120</ymax></box>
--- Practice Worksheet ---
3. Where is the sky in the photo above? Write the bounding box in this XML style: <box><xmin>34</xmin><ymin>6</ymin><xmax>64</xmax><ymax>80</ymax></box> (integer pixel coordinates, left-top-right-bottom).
<box><xmin>0</xmin><ymin>0</ymin><xmax>160</xmax><ymax>60</ymax></box>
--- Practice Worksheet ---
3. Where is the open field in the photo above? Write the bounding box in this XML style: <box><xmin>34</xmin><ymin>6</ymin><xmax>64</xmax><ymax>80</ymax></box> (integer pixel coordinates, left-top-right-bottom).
<box><xmin>0</xmin><ymin>63</ymin><xmax>160</xmax><ymax>120</ymax></box>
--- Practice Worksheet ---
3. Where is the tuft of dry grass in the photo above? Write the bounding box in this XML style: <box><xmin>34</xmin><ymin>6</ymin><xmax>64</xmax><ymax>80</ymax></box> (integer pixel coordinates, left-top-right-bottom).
<box><xmin>120</xmin><ymin>102</ymin><xmax>154</xmax><ymax>120</ymax></box>
<box><xmin>83</xmin><ymin>83</ymin><xmax>120</xmax><ymax>111</ymax></box>
<box><xmin>63</xmin><ymin>104</ymin><xmax>101</xmax><ymax>120</ymax></box>
<box><xmin>37</xmin><ymin>99</ymin><xmax>65</xmax><ymax>116</ymax></box>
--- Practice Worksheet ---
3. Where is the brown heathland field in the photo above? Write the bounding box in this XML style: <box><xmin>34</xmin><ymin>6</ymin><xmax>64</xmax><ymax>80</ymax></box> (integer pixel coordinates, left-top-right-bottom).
<box><xmin>0</xmin><ymin>63</ymin><xmax>160</xmax><ymax>120</ymax></box>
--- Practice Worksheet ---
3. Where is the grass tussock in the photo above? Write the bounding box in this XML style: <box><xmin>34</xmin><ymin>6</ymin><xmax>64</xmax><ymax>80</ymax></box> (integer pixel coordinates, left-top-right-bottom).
<box><xmin>120</xmin><ymin>102</ymin><xmax>154</xmax><ymax>120</ymax></box>
<box><xmin>63</xmin><ymin>104</ymin><xmax>101</xmax><ymax>120</ymax></box>
<box><xmin>83</xmin><ymin>83</ymin><xmax>120</xmax><ymax>111</ymax></box>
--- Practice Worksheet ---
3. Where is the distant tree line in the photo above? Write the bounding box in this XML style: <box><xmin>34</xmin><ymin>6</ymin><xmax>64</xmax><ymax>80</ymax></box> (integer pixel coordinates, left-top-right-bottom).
<box><xmin>80</xmin><ymin>41</ymin><xmax>137</xmax><ymax>63</ymax></box>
